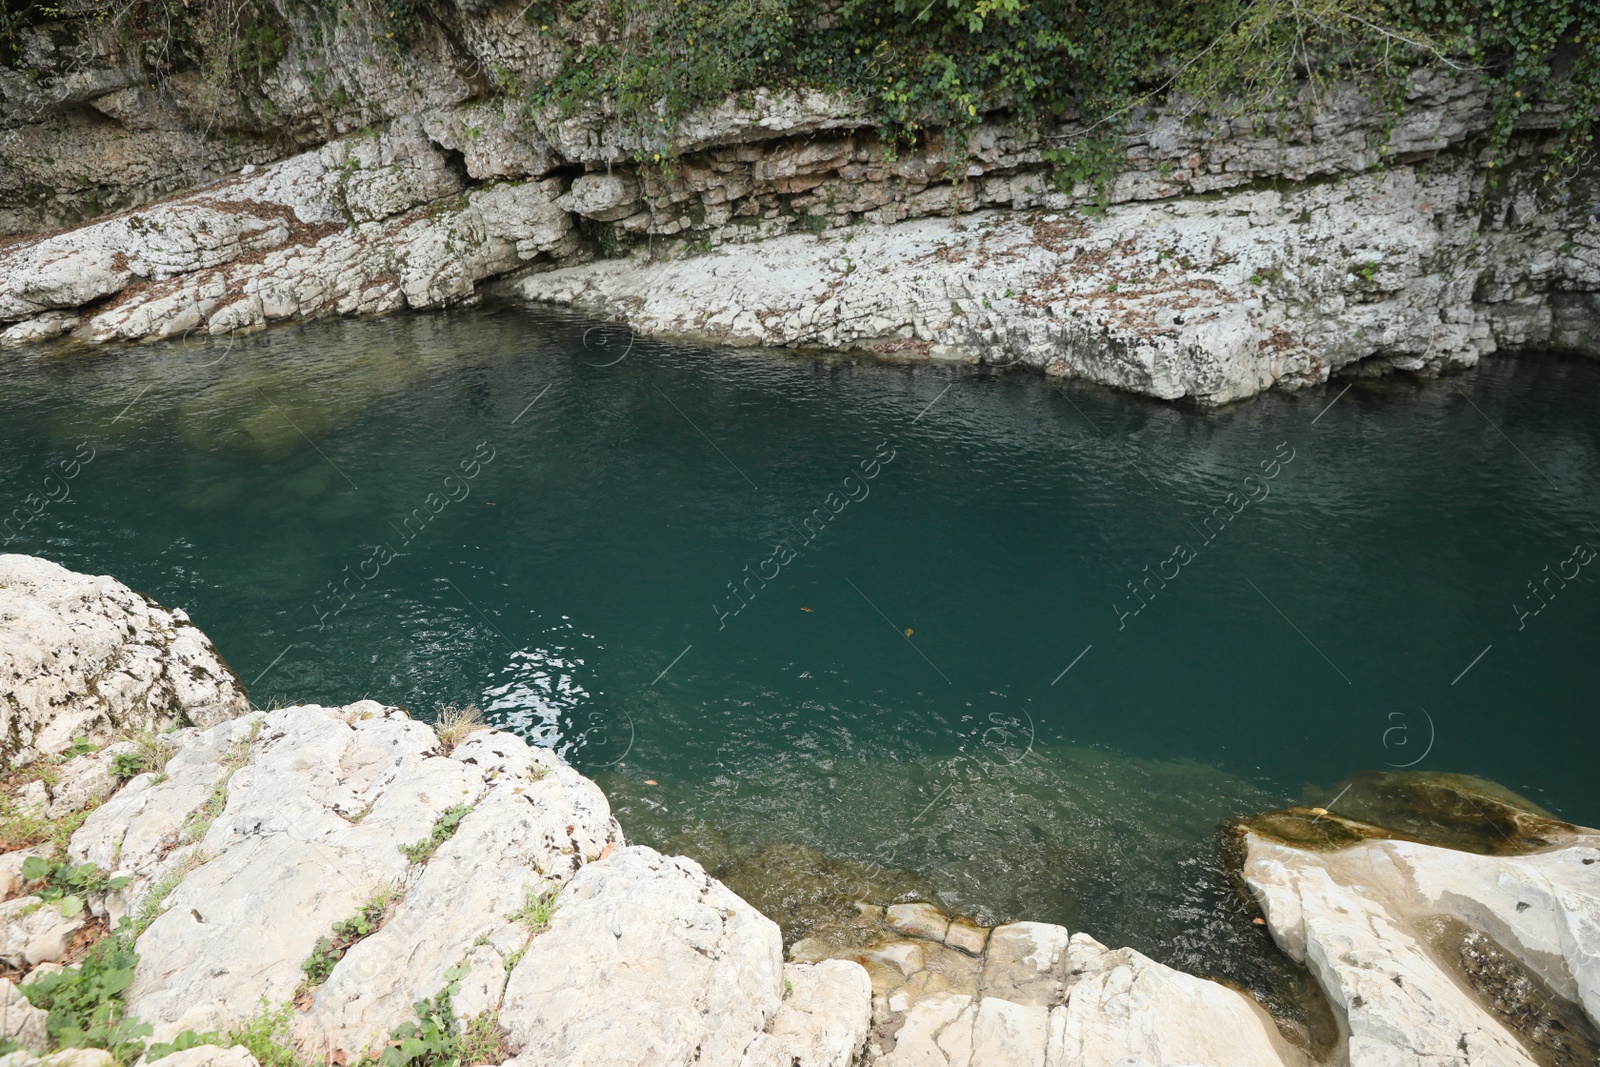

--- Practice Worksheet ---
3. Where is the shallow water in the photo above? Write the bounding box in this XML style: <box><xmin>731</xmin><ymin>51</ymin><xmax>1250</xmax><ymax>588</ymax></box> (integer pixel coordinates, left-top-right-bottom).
<box><xmin>3</xmin><ymin>308</ymin><xmax>1597</xmax><ymax>992</ymax></box>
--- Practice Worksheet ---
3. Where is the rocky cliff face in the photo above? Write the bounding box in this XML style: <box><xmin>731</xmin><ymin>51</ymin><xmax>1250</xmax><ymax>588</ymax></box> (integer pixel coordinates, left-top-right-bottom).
<box><xmin>2</xmin><ymin>0</ymin><xmax>1596</xmax><ymax>403</ymax></box>
<box><xmin>2</xmin><ymin>555</ymin><xmax>1598</xmax><ymax>1067</ymax></box>
<box><xmin>0</xmin><ymin>554</ymin><xmax>249</xmax><ymax>769</ymax></box>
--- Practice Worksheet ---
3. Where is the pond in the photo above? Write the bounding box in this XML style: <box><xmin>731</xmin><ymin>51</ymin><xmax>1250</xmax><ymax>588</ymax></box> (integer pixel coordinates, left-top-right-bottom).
<box><xmin>3</xmin><ymin>307</ymin><xmax>1596</xmax><ymax>999</ymax></box>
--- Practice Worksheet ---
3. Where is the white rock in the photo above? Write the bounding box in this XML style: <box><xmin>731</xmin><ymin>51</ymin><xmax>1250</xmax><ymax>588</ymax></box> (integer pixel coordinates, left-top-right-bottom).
<box><xmin>0</xmin><ymin>1050</ymin><xmax>115</xmax><ymax>1067</ymax></box>
<box><xmin>1050</xmin><ymin>932</ymin><xmax>1297</xmax><ymax>1067</ymax></box>
<box><xmin>143</xmin><ymin>1047</ymin><xmax>260</xmax><ymax>1067</ymax></box>
<box><xmin>1245</xmin><ymin>830</ymin><xmax>1600</xmax><ymax>1067</ymax></box>
<box><xmin>0</xmin><ymin>852</ymin><xmax>46</xmax><ymax>900</ymax></box>
<box><xmin>296</xmin><ymin>733</ymin><xmax>618</xmax><ymax>1057</ymax></box>
<box><xmin>0</xmin><ymin>897</ymin><xmax>84</xmax><ymax>969</ymax></box>
<box><xmin>980</xmin><ymin>922</ymin><xmax>1071</xmax><ymax>1005</ymax></box>
<box><xmin>875</xmin><ymin>992</ymin><xmax>970</xmax><ymax>1067</ymax></box>
<box><xmin>0</xmin><ymin>554</ymin><xmax>249</xmax><ymax>767</ymax></box>
<box><xmin>0</xmin><ymin>976</ymin><xmax>49</xmax><ymax>1050</ymax></box>
<box><xmin>117</xmin><ymin>704</ymin><xmax>482</xmax><ymax>1040</ymax></box>
<box><xmin>886</xmin><ymin>902</ymin><xmax>949</xmax><ymax>942</ymax></box>
<box><xmin>500</xmin><ymin>846</ymin><xmax>783</xmax><ymax>1067</ymax></box>
<box><xmin>559</xmin><ymin>174</ymin><xmax>641</xmax><ymax>222</ymax></box>
<box><xmin>739</xmin><ymin>960</ymin><xmax>872</xmax><ymax>1067</ymax></box>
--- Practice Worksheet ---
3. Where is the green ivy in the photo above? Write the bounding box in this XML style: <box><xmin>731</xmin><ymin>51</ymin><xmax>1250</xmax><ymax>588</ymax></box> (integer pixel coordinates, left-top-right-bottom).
<box><xmin>299</xmin><ymin>889</ymin><xmax>398</xmax><ymax>988</ymax></box>
<box><xmin>3</xmin><ymin>0</ymin><xmax>1594</xmax><ymax>184</ymax></box>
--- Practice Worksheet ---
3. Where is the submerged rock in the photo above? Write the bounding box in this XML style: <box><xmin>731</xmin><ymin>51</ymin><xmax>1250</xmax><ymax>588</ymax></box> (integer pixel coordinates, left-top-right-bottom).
<box><xmin>1240</xmin><ymin>770</ymin><xmax>1582</xmax><ymax>856</ymax></box>
<box><xmin>1</xmin><ymin>554</ymin><xmax>1594</xmax><ymax>1067</ymax></box>
<box><xmin>0</xmin><ymin>554</ymin><xmax>249</xmax><ymax>767</ymax></box>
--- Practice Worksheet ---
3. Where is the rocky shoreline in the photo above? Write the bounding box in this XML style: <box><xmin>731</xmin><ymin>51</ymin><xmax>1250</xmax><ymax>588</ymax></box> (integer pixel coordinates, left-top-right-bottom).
<box><xmin>3</xmin><ymin>0</ymin><xmax>1597</xmax><ymax>405</ymax></box>
<box><xmin>2</xmin><ymin>553</ymin><xmax>1597</xmax><ymax>1067</ymax></box>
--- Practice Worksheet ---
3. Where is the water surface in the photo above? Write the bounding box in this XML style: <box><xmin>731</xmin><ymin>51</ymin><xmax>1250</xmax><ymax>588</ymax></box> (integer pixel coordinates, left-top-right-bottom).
<box><xmin>3</xmin><ymin>308</ymin><xmax>1596</xmax><ymax>993</ymax></box>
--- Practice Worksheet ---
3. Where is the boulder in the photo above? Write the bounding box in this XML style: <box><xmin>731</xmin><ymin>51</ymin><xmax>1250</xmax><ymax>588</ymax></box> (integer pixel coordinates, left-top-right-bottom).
<box><xmin>1051</xmin><ymin>932</ymin><xmax>1300</xmax><ymax>1067</ymax></box>
<box><xmin>141</xmin><ymin>1048</ymin><xmax>259</xmax><ymax>1067</ymax></box>
<box><xmin>0</xmin><ymin>898</ymin><xmax>84</xmax><ymax>969</ymax></box>
<box><xmin>1245</xmin><ymin>828</ymin><xmax>1600</xmax><ymax>1067</ymax></box>
<box><xmin>0</xmin><ymin>1052</ymin><xmax>115</xmax><ymax>1067</ymax></box>
<box><xmin>558</xmin><ymin>173</ymin><xmax>641</xmax><ymax>222</ymax></box>
<box><xmin>738</xmin><ymin>960</ymin><xmax>872</xmax><ymax>1067</ymax></box>
<box><xmin>500</xmin><ymin>846</ymin><xmax>785</xmax><ymax>1067</ymax></box>
<box><xmin>0</xmin><ymin>977</ymin><xmax>50</xmax><ymax>1051</ymax></box>
<box><xmin>0</xmin><ymin>555</ymin><xmax>249</xmax><ymax>768</ymax></box>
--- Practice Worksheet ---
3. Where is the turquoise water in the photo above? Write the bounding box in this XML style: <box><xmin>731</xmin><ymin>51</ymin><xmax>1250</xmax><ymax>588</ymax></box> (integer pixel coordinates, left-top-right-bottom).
<box><xmin>3</xmin><ymin>308</ymin><xmax>1598</xmax><ymax>990</ymax></box>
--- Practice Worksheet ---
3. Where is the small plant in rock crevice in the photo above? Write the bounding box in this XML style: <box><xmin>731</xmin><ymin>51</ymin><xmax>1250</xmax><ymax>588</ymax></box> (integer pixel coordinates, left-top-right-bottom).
<box><xmin>298</xmin><ymin>886</ymin><xmax>403</xmax><ymax>994</ymax></box>
<box><xmin>455</xmin><ymin>1010</ymin><xmax>510</xmax><ymax>1066</ymax></box>
<box><xmin>180</xmin><ymin>721</ymin><xmax>263</xmax><ymax>843</ymax></box>
<box><xmin>507</xmin><ymin>887</ymin><xmax>557</xmax><ymax>933</ymax></box>
<box><xmin>399</xmin><ymin>805</ymin><xmax>472</xmax><ymax>865</ymax></box>
<box><xmin>378</xmin><ymin>962</ymin><xmax>470</xmax><ymax>1067</ymax></box>
<box><xmin>18</xmin><ymin>856</ymin><xmax>131</xmax><ymax>919</ymax></box>
<box><xmin>221</xmin><ymin>1002</ymin><xmax>309</xmax><ymax>1067</ymax></box>
<box><xmin>124</xmin><ymin>851</ymin><xmax>210</xmax><ymax>943</ymax></box>
<box><xmin>433</xmin><ymin>704</ymin><xmax>486</xmax><ymax>756</ymax></box>
<box><xmin>109</xmin><ymin>730</ymin><xmax>176</xmax><ymax>782</ymax></box>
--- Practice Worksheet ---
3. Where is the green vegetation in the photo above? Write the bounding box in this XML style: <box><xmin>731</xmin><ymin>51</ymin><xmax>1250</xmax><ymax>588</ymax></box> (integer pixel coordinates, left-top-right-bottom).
<box><xmin>147</xmin><ymin>1029</ymin><xmax>225</xmax><ymax>1062</ymax></box>
<box><xmin>300</xmin><ymin>886</ymin><xmax>401</xmax><ymax>989</ymax></box>
<box><xmin>455</xmin><ymin>1011</ymin><xmax>508</xmax><ymax>1067</ymax></box>
<box><xmin>110</xmin><ymin>731</ymin><xmax>176</xmax><ymax>782</ymax></box>
<box><xmin>507</xmin><ymin>887</ymin><xmax>557</xmax><ymax>932</ymax></box>
<box><xmin>379</xmin><ymin>963</ymin><xmax>470</xmax><ymax>1067</ymax></box>
<box><xmin>16</xmin><ymin>852</ymin><xmax>223</xmax><ymax>1065</ymax></box>
<box><xmin>21</xmin><ymin>938</ymin><xmax>150</xmax><ymax>1063</ymax></box>
<box><xmin>5</xmin><ymin>0</ymin><xmax>1592</xmax><ymax>182</ymax></box>
<box><xmin>19</xmin><ymin>856</ymin><xmax>132</xmax><ymax>919</ymax></box>
<box><xmin>221</xmin><ymin>1003</ymin><xmax>308</xmax><ymax>1067</ymax></box>
<box><xmin>399</xmin><ymin>804</ymin><xmax>472</xmax><ymax>865</ymax></box>
<box><xmin>518</xmin><ymin>0</ymin><xmax>1598</xmax><ymax>178</ymax></box>
<box><xmin>0</xmin><ymin>789</ymin><xmax>84</xmax><ymax>855</ymax></box>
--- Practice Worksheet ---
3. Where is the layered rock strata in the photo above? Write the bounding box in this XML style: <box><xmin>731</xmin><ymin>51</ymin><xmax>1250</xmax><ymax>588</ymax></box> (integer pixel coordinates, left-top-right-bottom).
<box><xmin>2</xmin><ymin>13</ymin><xmax>1596</xmax><ymax>404</ymax></box>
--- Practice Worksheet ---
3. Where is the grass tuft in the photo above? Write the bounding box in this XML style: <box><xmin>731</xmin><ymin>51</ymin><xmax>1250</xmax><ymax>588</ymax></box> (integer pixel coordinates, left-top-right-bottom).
<box><xmin>399</xmin><ymin>805</ymin><xmax>472</xmax><ymax>865</ymax></box>
<box><xmin>433</xmin><ymin>704</ymin><xmax>487</xmax><ymax>755</ymax></box>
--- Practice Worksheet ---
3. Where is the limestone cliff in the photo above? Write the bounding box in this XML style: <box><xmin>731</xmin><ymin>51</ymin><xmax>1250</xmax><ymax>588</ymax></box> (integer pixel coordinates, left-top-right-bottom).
<box><xmin>1</xmin><ymin>1</ymin><xmax>1596</xmax><ymax>403</ymax></box>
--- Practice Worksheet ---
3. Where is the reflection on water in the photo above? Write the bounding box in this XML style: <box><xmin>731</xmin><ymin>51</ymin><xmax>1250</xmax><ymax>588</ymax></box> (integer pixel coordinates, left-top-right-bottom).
<box><xmin>3</xmin><ymin>307</ymin><xmax>1598</xmax><ymax>1005</ymax></box>
<box><xmin>482</xmin><ymin>620</ymin><xmax>601</xmax><ymax>755</ymax></box>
